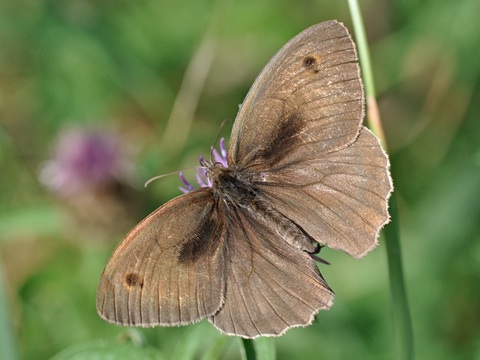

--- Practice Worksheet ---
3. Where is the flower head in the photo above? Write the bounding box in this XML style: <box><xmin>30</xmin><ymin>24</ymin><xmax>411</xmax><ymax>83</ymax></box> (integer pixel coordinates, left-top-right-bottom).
<box><xmin>179</xmin><ymin>138</ymin><xmax>228</xmax><ymax>194</ymax></box>
<box><xmin>40</xmin><ymin>126</ymin><xmax>134</xmax><ymax>196</ymax></box>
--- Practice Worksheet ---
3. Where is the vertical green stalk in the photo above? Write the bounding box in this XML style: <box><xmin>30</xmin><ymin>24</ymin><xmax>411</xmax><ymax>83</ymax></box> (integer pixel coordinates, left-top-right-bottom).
<box><xmin>241</xmin><ymin>339</ymin><xmax>257</xmax><ymax>360</ymax></box>
<box><xmin>347</xmin><ymin>0</ymin><xmax>385</xmax><ymax>144</ymax></box>
<box><xmin>347</xmin><ymin>1</ymin><xmax>414</xmax><ymax>359</ymax></box>
<box><xmin>241</xmin><ymin>338</ymin><xmax>276</xmax><ymax>360</ymax></box>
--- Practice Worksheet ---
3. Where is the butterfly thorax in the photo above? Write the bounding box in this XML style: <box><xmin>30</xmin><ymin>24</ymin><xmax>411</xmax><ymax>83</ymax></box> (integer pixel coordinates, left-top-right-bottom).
<box><xmin>207</xmin><ymin>163</ymin><xmax>258</xmax><ymax>207</ymax></box>
<box><xmin>207</xmin><ymin>162</ymin><xmax>317</xmax><ymax>254</ymax></box>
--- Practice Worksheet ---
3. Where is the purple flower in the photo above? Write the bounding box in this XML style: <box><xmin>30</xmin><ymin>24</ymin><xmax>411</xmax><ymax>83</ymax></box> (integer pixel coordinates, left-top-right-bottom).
<box><xmin>40</xmin><ymin>127</ymin><xmax>134</xmax><ymax>196</ymax></box>
<box><xmin>179</xmin><ymin>138</ymin><xmax>228</xmax><ymax>193</ymax></box>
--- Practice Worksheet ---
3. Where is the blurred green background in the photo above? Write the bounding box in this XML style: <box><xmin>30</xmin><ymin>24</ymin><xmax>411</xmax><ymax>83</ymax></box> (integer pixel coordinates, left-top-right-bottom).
<box><xmin>1</xmin><ymin>0</ymin><xmax>479</xmax><ymax>359</ymax></box>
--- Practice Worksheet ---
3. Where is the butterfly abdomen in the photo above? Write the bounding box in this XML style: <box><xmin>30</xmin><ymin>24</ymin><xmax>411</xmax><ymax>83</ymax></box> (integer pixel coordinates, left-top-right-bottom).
<box><xmin>249</xmin><ymin>199</ymin><xmax>317</xmax><ymax>254</ymax></box>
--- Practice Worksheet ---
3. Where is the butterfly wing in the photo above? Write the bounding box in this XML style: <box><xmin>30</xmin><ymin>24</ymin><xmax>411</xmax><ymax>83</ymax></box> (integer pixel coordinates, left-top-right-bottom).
<box><xmin>257</xmin><ymin>127</ymin><xmax>391</xmax><ymax>258</ymax></box>
<box><xmin>228</xmin><ymin>20</ymin><xmax>363</xmax><ymax>168</ymax></box>
<box><xmin>209</xmin><ymin>206</ymin><xmax>334</xmax><ymax>338</ymax></box>
<box><xmin>228</xmin><ymin>20</ymin><xmax>391</xmax><ymax>258</ymax></box>
<box><xmin>97</xmin><ymin>188</ymin><xmax>226</xmax><ymax>326</ymax></box>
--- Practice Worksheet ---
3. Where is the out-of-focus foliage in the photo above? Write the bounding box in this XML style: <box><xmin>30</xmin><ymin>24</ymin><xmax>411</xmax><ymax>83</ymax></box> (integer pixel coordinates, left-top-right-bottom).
<box><xmin>1</xmin><ymin>0</ymin><xmax>479</xmax><ymax>359</ymax></box>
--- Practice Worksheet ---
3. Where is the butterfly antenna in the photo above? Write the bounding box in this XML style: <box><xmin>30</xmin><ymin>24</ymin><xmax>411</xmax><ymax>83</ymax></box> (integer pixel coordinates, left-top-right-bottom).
<box><xmin>144</xmin><ymin>167</ymin><xmax>196</xmax><ymax>188</ymax></box>
<box><xmin>210</xmin><ymin>119</ymin><xmax>231</xmax><ymax>163</ymax></box>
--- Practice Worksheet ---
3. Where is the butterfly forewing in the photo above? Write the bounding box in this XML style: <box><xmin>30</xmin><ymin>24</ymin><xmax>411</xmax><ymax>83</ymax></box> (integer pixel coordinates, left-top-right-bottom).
<box><xmin>229</xmin><ymin>20</ymin><xmax>364</xmax><ymax>169</ymax></box>
<box><xmin>97</xmin><ymin>189</ymin><xmax>226</xmax><ymax>326</ymax></box>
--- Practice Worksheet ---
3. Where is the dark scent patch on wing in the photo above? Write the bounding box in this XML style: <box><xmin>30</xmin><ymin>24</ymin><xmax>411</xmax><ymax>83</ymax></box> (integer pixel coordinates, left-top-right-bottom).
<box><xmin>303</xmin><ymin>55</ymin><xmax>321</xmax><ymax>73</ymax></box>
<box><xmin>178</xmin><ymin>215</ymin><xmax>222</xmax><ymax>264</ymax></box>
<box><xmin>258</xmin><ymin>111</ymin><xmax>306</xmax><ymax>167</ymax></box>
<box><xmin>124</xmin><ymin>272</ymin><xmax>144</xmax><ymax>288</ymax></box>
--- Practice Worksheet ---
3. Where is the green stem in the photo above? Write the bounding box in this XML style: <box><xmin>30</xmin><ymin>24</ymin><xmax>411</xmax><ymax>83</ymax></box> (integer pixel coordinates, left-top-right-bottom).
<box><xmin>347</xmin><ymin>0</ymin><xmax>386</xmax><ymax>144</ymax></box>
<box><xmin>241</xmin><ymin>339</ymin><xmax>257</xmax><ymax>360</ymax></box>
<box><xmin>384</xmin><ymin>194</ymin><xmax>414</xmax><ymax>360</ymax></box>
<box><xmin>241</xmin><ymin>338</ymin><xmax>276</xmax><ymax>360</ymax></box>
<box><xmin>348</xmin><ymin>0</ymin><xmax>376</xmax><ymax>98</ymax></box>
<box><xmin>347</xmin><ymin>1</ymin><xmax>414</xmax><ymax>359</ymax></box>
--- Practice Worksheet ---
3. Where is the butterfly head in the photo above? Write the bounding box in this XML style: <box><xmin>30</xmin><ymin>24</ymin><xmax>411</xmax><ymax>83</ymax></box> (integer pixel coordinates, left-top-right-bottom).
<box><xmin>179</xmin><ymin>138</ymin><xmax>229</xmax><ymax>194</ymax></box>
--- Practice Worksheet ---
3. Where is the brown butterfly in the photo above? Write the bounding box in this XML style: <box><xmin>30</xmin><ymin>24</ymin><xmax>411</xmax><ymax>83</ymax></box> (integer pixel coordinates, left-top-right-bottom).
<box><xmin>97</xmin><ymin>20</ymin><xmax>392</xmax><ymax>338</ymax></box>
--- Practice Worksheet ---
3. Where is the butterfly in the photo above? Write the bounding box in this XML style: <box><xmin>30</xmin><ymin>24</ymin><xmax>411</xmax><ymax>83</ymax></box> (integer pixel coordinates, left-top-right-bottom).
<box><xmin>97</xmin><ymin>20</ymin><xmax>392</xmax><ymax>338</ymax></box>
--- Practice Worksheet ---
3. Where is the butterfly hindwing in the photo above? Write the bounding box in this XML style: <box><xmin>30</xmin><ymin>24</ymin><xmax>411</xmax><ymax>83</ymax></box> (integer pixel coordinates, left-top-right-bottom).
<box><xmin>256</xmin><ymin>127</ymin><xmax>392</xmax><ymax>258</ymax></box>
<box><xmin>209</xmin><ymin>204</ymin><xmax>334</xmax><ymax>338</ymax></box>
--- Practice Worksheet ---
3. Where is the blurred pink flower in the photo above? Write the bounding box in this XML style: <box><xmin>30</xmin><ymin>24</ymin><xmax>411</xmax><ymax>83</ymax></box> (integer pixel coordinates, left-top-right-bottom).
<box><xmin>40</xmin><ymin>126</ymin><xmax>134</xmax><ymax>196</ymax></box>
